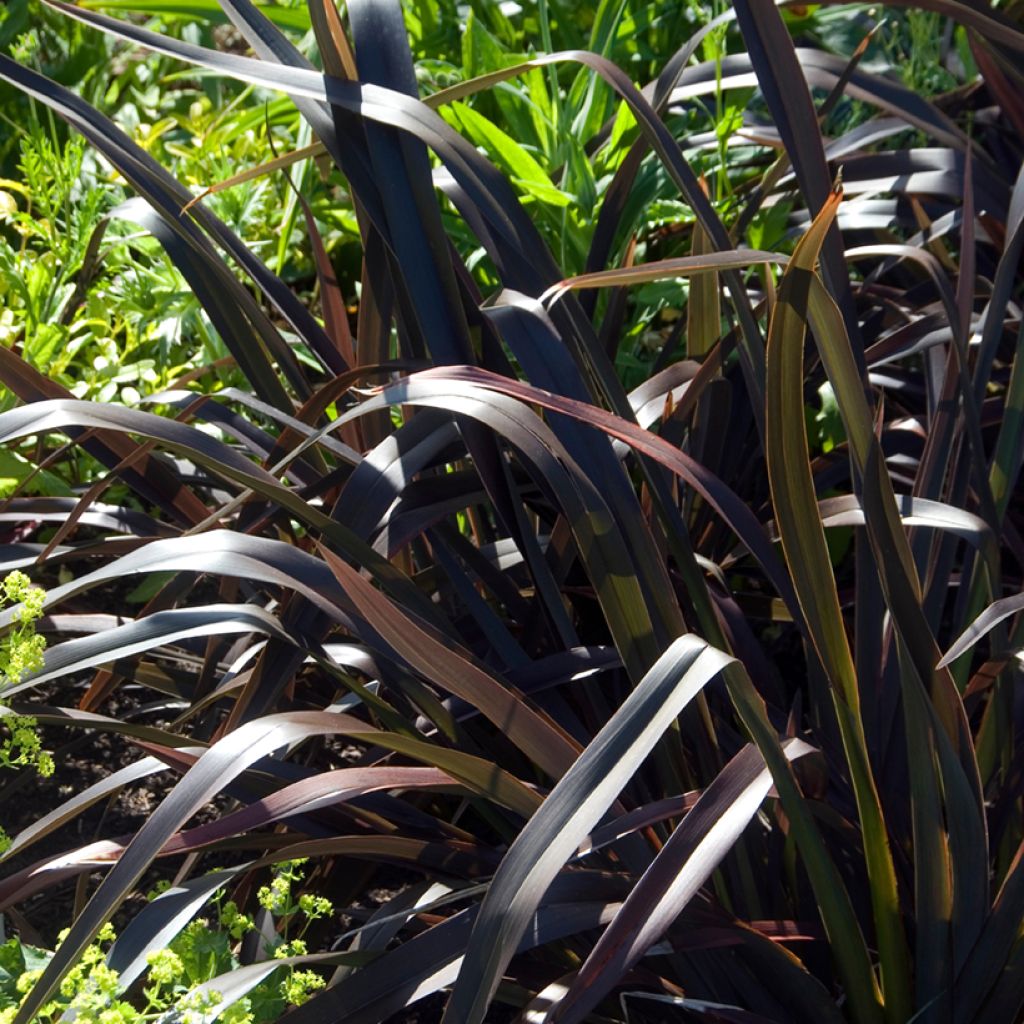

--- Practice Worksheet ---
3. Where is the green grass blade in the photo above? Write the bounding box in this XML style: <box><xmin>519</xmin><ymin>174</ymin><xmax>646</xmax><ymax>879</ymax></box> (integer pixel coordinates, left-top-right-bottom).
<box><xmin>82</xmin><ymin>0</ymin><xmax>311</xmax><ymax>31</ymax></box>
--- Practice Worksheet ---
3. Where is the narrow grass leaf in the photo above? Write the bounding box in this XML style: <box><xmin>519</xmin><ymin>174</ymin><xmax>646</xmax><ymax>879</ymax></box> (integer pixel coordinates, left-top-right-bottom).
<box><xmin>5</xmin><ymin>605</ymin><xmax>297</xmax><ymax>695</ymax></box>
<box><xmin>341</xmin><ymin>371</ymin><xmax>800</xmax><ymax>623</ymax></box>
<box><xmin>82</xmin><ymin>0</ymin><xmax>311</xmax><ymax>31</ymax></box>
<box><xmin>732</xmin><ymin>1</ymin><xmax>857</xmax><ymax>356</ymax></box>
<box><xmin>317</xmin><ymin>543</ymin><xmax>583</xmax><ymax>781</ymax></box>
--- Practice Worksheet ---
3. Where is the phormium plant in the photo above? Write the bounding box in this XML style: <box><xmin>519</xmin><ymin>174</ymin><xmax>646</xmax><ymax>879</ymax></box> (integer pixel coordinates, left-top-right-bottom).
<box><xmin>0</xmin><ymin>1</ymin><xmax>1022</xmax><ymax>1022</ymax></box>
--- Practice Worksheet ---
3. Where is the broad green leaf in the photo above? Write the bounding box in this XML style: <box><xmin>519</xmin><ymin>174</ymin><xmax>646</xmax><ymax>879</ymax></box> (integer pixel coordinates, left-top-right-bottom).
<box><xmin>446</xmin><ymin>102</ymin><xmax>568</xmax><ymax>203</ymax></box>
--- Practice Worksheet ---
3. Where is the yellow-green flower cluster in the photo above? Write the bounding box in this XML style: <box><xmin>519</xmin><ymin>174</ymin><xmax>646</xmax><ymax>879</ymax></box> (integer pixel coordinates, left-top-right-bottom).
<box><xmin>218</xmin><ymin>900</ymin><xmax>255</xmax><ymax>941</ymax></box>
<box><xmin>176</xmin><ymin>987</ymin><xmax>224</xmax><ymax>1024</ymax></box>
<box><xmin>145</xmin><ymin>879</ymin><xmax>172</xmax><ymax>902</ymax></box>
<box><xmin>0</xmin><ymin>714</ymin><xmax>55</xmax><ymax>777</ymax></box>
<box><xmin>0</xmin><ymin>571</ymin><xmax>51</xmax><ymax>778</ymax></box>
<box><xmin>2</xmin><ymin>924</ymin><xmax>135</xmax><ymax>1024</ymax></box>
<box><xmin>297</xmin><ymin>893</ymin><xmax>333</xmax><ymax>921</ymax></box>
<box><xmin>1</xmin><ymin>634</ymin><xmax>45</xmax><ymax>682</ymax></box>
<box><xmin>281</xmin><ymin>969</ymin><xmax>324</xmax><ymax>1007</ymax></box>
<box><xmin>3</xmin><ymin>571</ymin><xmax>45</xmax><ymax>624</ymax></box>
<box><xmin>1</xmin><ymin>571</ymin><xmax>46</xmax><ymax>682</ymax></box>
<box><xmin>256</xmin><ymin>858</ymin><xmax>307</xmax><ymax>917</ymax></box>
<box><xmin>257</xmin><ymin>875</ymin><xmax>292</xmax><ymax>915</ymax></box>
<box><xmin>145</xmin><ymin>948</ymin><xmax>185</xmax><ymax>988</ymax></box>
<box><xmin>0</xmin><ymin>855</ymin><xmax>336</xmax><ymax>1024</ymax></box>
<box><xmin>272</xmin><ymin>938</ymin><xmax>306</xmax><ymax>960</ymax></box>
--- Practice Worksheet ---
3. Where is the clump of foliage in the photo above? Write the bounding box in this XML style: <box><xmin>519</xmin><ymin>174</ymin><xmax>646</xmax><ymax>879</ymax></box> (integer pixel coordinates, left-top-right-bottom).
<box><xmin>0</xmin><ymin>0</ymin><xmax>342</xmax><ymax>493</ymax></box>
<box><xmin>0</xmin><ymin>1</ymin><xmax>1022</xmax><ymax>1023</ymax></box>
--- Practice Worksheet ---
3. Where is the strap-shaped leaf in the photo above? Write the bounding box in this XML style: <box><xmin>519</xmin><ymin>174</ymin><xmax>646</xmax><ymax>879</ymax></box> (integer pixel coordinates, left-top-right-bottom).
<box><xmin>4</xmin><ymin>605</ymin><xmax>296</xmax><ymax>697</ymax></box>
<box><xmin>317</xmin><ymin>543</ymin><xmax>584</xmax><ymax>782</ymax></box>
<box><xmin>0</xmin><ymin>400</ymin><xmax>435</xmax><ymax>620</ymax></box>
<box><xmin>326</xmin><ymin>371</ymin><xmax>801</xmax><ymax>624</ymax></box>
<box><xmin>765</xmin><ymin>186</ymin><xmax>911</xmax><ymax>1024</ymax></box>
<box><xmin>442</xmin><ymin>635</ymin><xmax>730</xmax><ymax>1023</ymax></box>
<box><xmin>106</xmin><ymin>866</ymin><xmax>249</xmax><ymax>988</ymax></box>
<box><xmin>733</xmin><ymin>1</ymin><xmax>858</xmax><ymax>358</ymax></box>
<box><xmin>939</xmin><ymin>592</ymin><xmax>1024</xmax><ymax>668</ymax></box>
<box><xmin>548</xmin><ymin>739</ymin><xmax>830</xmax><ymax>1024</ymax></box>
